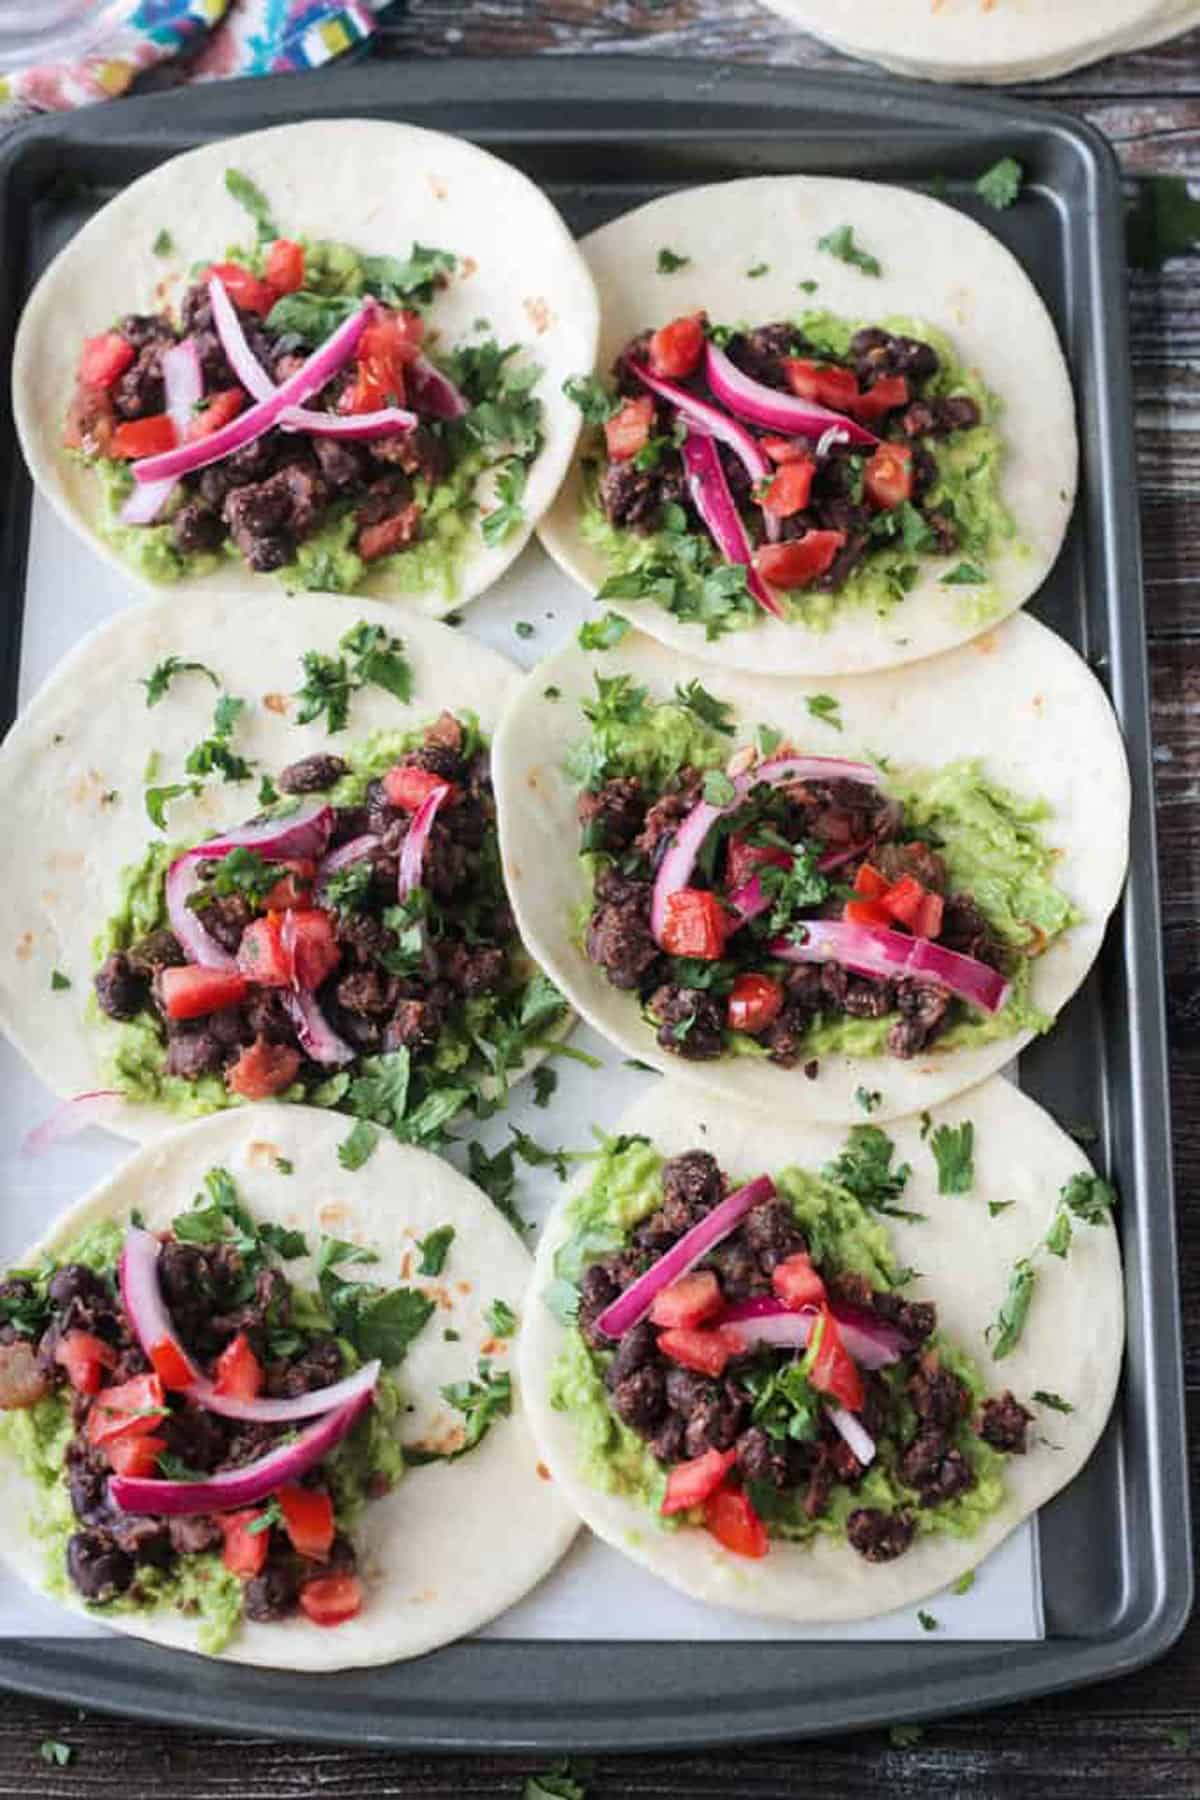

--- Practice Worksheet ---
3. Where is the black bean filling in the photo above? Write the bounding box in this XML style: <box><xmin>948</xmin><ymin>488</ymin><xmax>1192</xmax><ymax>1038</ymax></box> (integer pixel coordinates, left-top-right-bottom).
<box><xmin>579</xmin><ymin>766</ymin><xmax>1009</xmax><ymax>1066</ymax></box>
<box><xmin>0</xmin><ymin>1247</ymin><xmax>368</xmax><ymax>1618</ymax></box>
<box><xmin>94</xmin><ymin>716</ymin><xmax>519</xmax><ymax>1093</ymax></box>
<box><xmin>576</xmin><ymin>1148</ymin><xmax>1032</xmax><ymax>1562</ymax></box>
<box><xmin>596</xmin><ymin>321</ymin><xmax>981</xmax><ymax>595</ymax></box>
<box><xmin>68</xmin><ymin>286</ymin><xmax>452</xmax><ymax>574</ymax></box>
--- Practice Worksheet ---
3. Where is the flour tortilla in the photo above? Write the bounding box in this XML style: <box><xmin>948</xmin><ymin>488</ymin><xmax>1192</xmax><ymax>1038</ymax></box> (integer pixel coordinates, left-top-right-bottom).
<box><xmin>13</xmin><ymin>118</ymin><xmax>598</xmax><ymax>616</ymax></box>
<box><xmin>492</xmin><ymin>612</ymin><xmax>1128</xmax><ymax>1124</ymax></box>
<box><xmin>0</xmin><ymin>589</ymin><xmax>563</xmax><ymax>1142</ymax></box>
<box><xmin>758</xmin><ymin>0</ymin><xmax>1200</xmax><ymax>84</ymax></box>
<box><xmin>0</xmin><ymin>1103</ymin><xmax>576</xmax><ymax>1668</ymax></box>
<box><xmin>537</xmin><ymin>174</ymin><xmax>1075</xmax><ymax>677</ymax></box>
<box><xmin>520</xmin><ymin>1078</ymin><xmax>1123</xmax><ymax>1623</ymax></box>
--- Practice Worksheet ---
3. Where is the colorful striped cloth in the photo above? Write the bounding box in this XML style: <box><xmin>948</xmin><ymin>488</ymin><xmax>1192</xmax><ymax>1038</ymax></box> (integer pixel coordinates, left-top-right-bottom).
<box><xmin>1</xmin><ymin>0</ymin><xmax>389</xmax><ymax>114</ymax></box>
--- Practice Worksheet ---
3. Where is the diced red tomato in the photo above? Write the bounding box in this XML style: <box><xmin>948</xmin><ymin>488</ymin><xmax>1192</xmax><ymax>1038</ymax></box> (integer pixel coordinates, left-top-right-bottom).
<box><xmin>55</xmin><ymin>1330</ymin><xmax>117</xmax><ymax>1396</ymax></box>
<box><xmin>660</xmin><ymin>1447</ymin><xmax>737</xmax><ymax>1517</ymax></box>
<box><xmin>105</xmin><ymin>1434</ymin><xmax>166</xmax><ymax>1478</ymax></box>
<box><xmin>657</xmin><ymin>1326</ymin><xmax>744</xmax><ymax>1380</ymax></box>
<box><xmin>265</xmin><ymin>238</ymin><xmax>305</xmax><ymax>297</ymax></box>
<box><xmin>604</xmin><ymin>395</ymin><xmax>654</xmax><ymax>462</ymax></box>
<box><xmin>147</xmin><ymin>1337</ymin><xmax>194</xmax><ymax>1392</ymax></box>
<box><xmin>226</xmin><ymin>1037</ymin><xmax>302</xmax><ymax>1100</ymax></box>
<box><xmin>649</xmin><ymin>314</ymin><xmax>705</xmax><ymax>379</ymax></box>
<box><xmin>160</xmin><ymin>965</ymin><xmax>250</xmax><ymax>1020</ymax></box>
<box><xmin>760</xmin><ymin>435</ymin><xmax>811</xmax><ymax>465</ymax></box>
<box><xmin>843</xmin><ymin>898</ymin><xmax>891</xmax><ymax>928</ymax></box>
<box><xmin>282</xmin><ymin>909</ymin><xmax>340</xmax><ymax>991</ymax></box>
<box><xmin>111</xmin><ymin>415</ymin><xmax>177</xmax><ymax>459</ymax></box>
<box><xmin>724</xmin><ymin>833</ymin><xmax>791</xmax><ymax>893</ymax></box>
<box><xmin>864</xmin><ymin>441</ymin><xmax>914</xmax><ymax>510</ymax></box>
<box><xmin>236</xmin><ymin>916</ymin><xmax>291</xmax><ymax>988</ymax></box>
<box><xmin>278</xmin><ymin>1485</ymin><xmax>335</xmax><ymax>1560</ymax></box>
<box><xmin>648</xmin><ymin>1271</ymin><xmax>723</xmax><ymax>1331</ymax></box>
<box><xmin>213</xmin><ymin>1333</ymin><xmax>263</xmax><ymax>1403</ymax></box>
<box><xmin>754</xmin><ymin>532</ymin><xmax>846</xmax><ymax>591</ymax></box>
<box><xmin>913</xmin><ymin>892</ymin><xmax>944</xmax><ymax>940</ymax></box>
<box><xmin>703</xmin><ymin>1480</ymin><xmax>769</xmax><ymax>1558</ymax></box>
<box><xmin>86</xmin><ymin>1373</ymin><xmax>166</xmax><ymax>1446</ymax></box>
<box><xmin>78</xmin><ymin>333</ymin><xmax>135</xmax><ymax>390</ymax></box>
<box><xmin>298</xmin><ymin>1572</ymin><xmax>363</xmax><ymax>1626</ymax></box>
<box><xmin>782</xmin><ymin>359</ymin><xmax>860</xmax><ymax>413</ymax></box>
<box><xmin>853</xmin><ymin>863</ymin><xmax>889</xmax><ymax>901</ymax></box>
<box><xmin>206</xmin><ymin>262</ymin><xmax>276</xmax><ymax>317</ymax></box>
<box><xmin>261</xmin><ymin>858</ymin><xmax>316</xmax><ymax>911</ymax></box>
<box><xmin>806</xmin><ymin>1303</ymin><xmax>864</xmax><ymax>1412</ymax></box>
<box><xmin>761</xmin><ymin>457</ymin><xmax>815</xmax><ymax>519</ymax></box>
<box><xmin>381</xmin><ymin>763</ymin><xmax>459</xmax><ymax>812</ymax></box>
<box><xmin>879</xmin><ymin>874</ymin><xmax>925</xmax><ymax>929</ymax></box>
<box><xmin>727</xmin><ymin>972</ymin><xmax>784</xmax><ymax>1035</ymax></box>
<box><xmin>219</xmin><ymin>1509</ymin><xmax>270</xmax><ymax>1579</ymax></box>
<box><xmin>772</xmin><ymin>1252</ymin><xmax>827</xmax><ymax>1311</ymax></box>
<box><xmin>659</xmin><ymin>889</ymin><xmax>729</xmax><ymax>961</ymax></box>
<box><xmin>340</xmin><ymin>309</ymin><xmax>423</xmax><ymax>414</ymax></box>
<box><xmin>186</xmin><ymin>389</ymin><xmax>245</xmax><ymax>441</ymax></box>
<box><xmin>852</xmin><ymin>374</ymin><xmax>909</xmax><ymax>425</ymax></box>
<box><xmin>357</xmin><ymin>505</ymin><xmax>422</xmax><ymax>562</ymax></box>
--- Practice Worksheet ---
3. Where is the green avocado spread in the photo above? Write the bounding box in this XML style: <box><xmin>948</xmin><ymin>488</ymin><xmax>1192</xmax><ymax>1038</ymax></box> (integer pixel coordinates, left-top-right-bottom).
<box><xmin>580</xmin><ymin>310</ymin><xmax>1014</xmax><ymax>638</ymax></box>
<box><xmin>547</xmin><ymin>1137</ymin><xmax>1007</xmax><ymax>1545</ymax></box>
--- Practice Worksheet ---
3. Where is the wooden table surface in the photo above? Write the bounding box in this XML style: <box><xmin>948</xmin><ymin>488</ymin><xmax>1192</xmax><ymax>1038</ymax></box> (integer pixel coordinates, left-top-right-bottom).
<box><xmin>5</xmin><ymin>5</ymin><xmax>1200</xmax><ymax>1795</ymax></box>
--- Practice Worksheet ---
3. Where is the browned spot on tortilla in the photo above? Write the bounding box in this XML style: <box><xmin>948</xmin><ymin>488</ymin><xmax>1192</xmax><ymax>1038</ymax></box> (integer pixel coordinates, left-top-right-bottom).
<box><xmin>246</xmin><ymin>1140</ymin><xmax>283</xmax><ymax>1167</ymax></box>
<box><xmin>15</xmin><ymin>932</ymin><xmax>35</xmax><ymax>963</ymax></box>
<box><xmin>49</xmin><ymin>849</ymin><xmax>85</xmax><ymax>874</ymax></box>
<box><xmin>524</xmin><ymin>296</ymin><xmax>553</xmax><ymax>335</ymax></box>
<box><xmin>460</xmin><ymin>256</ymin><xmax>478</xmax><ymax>279</ymax></box>
<box><xmin>408</xmin><ymin>1589</ymin><xmax>437</xmax><ymax>1605</ymax></box>
<box><xmin>456</xmin><ymin>1281</ymin><xmax>472</xmax><ymax>1297</ymax></box>
<box><xmin>433</xmin><ymin>1284</ymin><xmax>454</xmax><ymax>1312</ymax></box>
<box><xmin>263</xmin><ymin>693</ymin><xmax>290</xmax><ymax>716</ymax></box>
<box><xmin>318</xmin><ymin>1200</ymin><xmax>350</xmax><ymax>1228</ymax></box>
<box><xmin>68</xmin><ymin>768</ymin><xmax>109</xmax><ymax>808</ymax></box>
<box><xmin>526</xmin><ymin>770</ymin><xmax>540</xmax><ymax>792</ymax></box>
<box><xmin>1032</xmin><ymin>694</ymin><xmax>1046</xmax><ymax>716</ymax></box>
<box><xmin>428</xmin><ymin>174</ymin><xmax>448</xmax><ymax>200</ymax></box>
<box><xmin>536</xmin><ymin>1461</ymin><xmax>551</xmax><ymax>1482</ymax></box>
<box><xmin>410</xmin><ymin>1419</ymin><xmax>466</xmax><ymax>1458</ymax></box>
<box><xmin>973</xmin><ymin>631</ymin><xmax>999</xmax><ymax>656</ymax></box>
<box><xmin>481</xmin><ymin>1337</ymin><xmax>502</xmax><ymax>1357</ymax></box>
<box><xmin>400</xmin><ymin>1251</ymin><xmax>413</xmax><ymax>1280</ymax></box>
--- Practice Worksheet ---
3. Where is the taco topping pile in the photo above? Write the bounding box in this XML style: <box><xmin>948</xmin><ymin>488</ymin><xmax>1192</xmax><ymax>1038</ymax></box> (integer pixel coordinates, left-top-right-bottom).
<box><xmin>557</xmin><ymin>1137</ymin><xmax>1035</xmax><ymax>1563</ymax></box>
<box><xmin>94</xmin><ymin>708</ymin><xmax>563</xmax><ymax>1137</ymax></box>
<box><xmin>0</xmin><ymin>1169</ymin><xmax>456</xmax><ymax>1641</ymax></box>
<box><xmin>570</xmin><ymin>682</ymin><xmax>1074</xmax><ymax>1069</ymax></box>
<box><xmin>572</xmin><ymin>308</ymin><xmax>1006</xmax><ymax>635</ymax></box>
<box><xmin>64</xmin><ymin>169</ymin><xmax>542</xmax><ymax>594</ymax></box>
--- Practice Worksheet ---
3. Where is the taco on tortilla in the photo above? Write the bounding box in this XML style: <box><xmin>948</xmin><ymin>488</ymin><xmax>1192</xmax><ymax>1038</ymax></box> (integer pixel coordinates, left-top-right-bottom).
<box><xmin>540</xmin><ymin>175</ymin><xmax>1075</xmax><ymax>676</ymax></box>
<box><xmin>0</xmin><ymin>592</ymin><xmax>568</xmax><ymax>1143</ymax></box>
<box><xmin>756</xmin><ymin>0</ymin><xmax>1200</xmax><ymax>86</ymax></box>
<box><xmin>492</xmin><ymin>613</ymin><xmax>1128</xmax><ymax>1123</ymax></box>
<box><xmin>0</xmin><ymin>1104</ymin><xmax>576</xmax><ymax>1668</ymax></box>
<box><xmin>519</xmin><ymin>1079</ymin><xmax>1122</xmax><ymax>1621</ymax></box>
<box><xmin>14</xmin><ymin>119</ymin><xmax>598</xmax><ymax>614</ymax></box>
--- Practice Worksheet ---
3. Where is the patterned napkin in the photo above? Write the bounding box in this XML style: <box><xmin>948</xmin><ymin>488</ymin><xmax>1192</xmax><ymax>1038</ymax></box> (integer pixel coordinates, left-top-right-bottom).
<box><xmin>1</xmin><ymin>0</ymin><xmax>389</xmax><ymax>118</ymax></box>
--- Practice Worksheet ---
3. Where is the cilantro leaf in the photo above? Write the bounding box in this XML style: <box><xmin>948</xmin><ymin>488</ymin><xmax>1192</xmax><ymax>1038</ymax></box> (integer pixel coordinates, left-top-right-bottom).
<box><xmin>532</xmin><ymin>1066</ymin><xmax>558</xmax><ymax>1108</ymax></box>
<box><xmin>141</xmin><ymin>656</ymin><xmax>218</xmax><ymax>707</ymax></box>
<box><xmin>888</xmin><ymin>1724</ymin><xmax>924</xmax><ymax>1748</ymax></box>
<box><xmin>356</xmin><ymin>1286</ymin><xmax>435</xmax><ymax>1364</ymax></box>
<box><xmin>442</xmin><ymin>1358</ymin><xmax>512</xmax><ymax>1454</ymax></box>
<box><xmin>347</xmin><ymin>1050</ymin><xmax>411</xmax><ymax>1131</ymax></box>
<box><xmin>485</xmin><ymin>1298</ymin><xmax>517</xmax><ymax>1337</ymax></box>
<box><xmin>259</xmin><ymin>1222</ymin><xmax>307</xmax><ymax>1258</ymax></box>
<box><xmin>265</xmin><ymin>290</ymin><xmax>359</xmax><ymax>342</ymax></box>
<box><xmin>824</xmin><ymin>1126</ymin><xmax>921</xmax><ymax>1220</ymax></box>
<box><xmin>975</xmin><ymin>156</ymin><xmax>1023</xmax><ymax>211</ymax></box>
<box><xmin>952</xmin><ymin>1569</ymin><xmax>976</xmax><ymax>1595</ymax></box>
<box><xmin>817</xmin><ymin>224</ymin><xmax>882</xmax><ymax>277</ymax></box>
<box><xmin>481</xmin><ymin>456</ymin><xmax>528</xmax><ymax>546</ymax></box>
<box><xmin>702</xmin><ymin>769</ymin><xmax>736</xmax><ymax>806</ymax></box>
<box><xmin>987</xmin><ymin>1258</ymin><xmax>1036</xmax><ymax>1360</ymax></box>
<box><xmin>417</xmin><ymin>1225</ymin><xmax>455</xmax><ymax>1277</ymax></box>
<box><xmin>656</xmin><ymin>247</ymin><xmax>690</xmax><ymax>273</ymax></box>
<box><xmin>39</xmin><ymin>1740</ymin><xmax>74</xmax><ymax>1768</ymax></box>
<box><xmin>1032</xmin><ymin>1390</ymin><xmax>1074</xmax><ymax>1414</ymax></box>
<box><xmin>258</xmin><ymin>775</ymin><xmax>278</xmax><ymax>808</ymax></box>
<box><xmin>563</xmin><ymin>375</ymin><xmax>618</xmax><ymax>424</ymax></box>
<box><xmin>225</xmin><ymin>167</ymin><xmax>277</xmax><ymax>241</ymax></box>
<box><xmin>855</xmin><ymin>1086</ymin><xmax>881</xmax><ymax>1114</ymax></box>
<box><xmin>467</xmin><ymin>1140</ymin><xmax>525</xmax><ymax>1232</ymax></box>
<box><xmin>1060</xmin><ymin>1171</ymin><xmax>1117</xmax><ymax>1225</ymax></box>
<box><xmin>340</xmin><ymin>621</ymin><xmax>413</xmax><ymax>704</ymax></box>
<box><xmin>747</xmin><ymin>261</ymin><xmax>769</xmax><ymax>278</ymax></box>
<box><xmin>188</xmin><ymin>846</ymin><xmax>280</xmax><ymax>911</ymax></box>
<box><xmin>578</xmin><ymin>611</ymin><xmax>630</xmax><ymax>652</ymax></box>
<box><xmin>987</xmin><ymin>1200</ymin><xmax>1014</xmax><ymax>1218</ymax></box>
<box><xmin>940</xmin><ymin>561</ymin><xmax>988</xmax><ymax>586</ymax></box>
<box><xmin>51</xmin><ymin>970</ymin><xmax>71</xmax><ymax>991</ymax></box>
<box><xmin>917</xmin><ymin>1609</ymin><xmax>938</xmax><ymax>1632</ymax></box>
<box><xmin>361</xmin><ymin>243</ymin><xmax>455</xmax><ymax>309</ymax></box>
<box><xmin>152</xmin><ymin>228</ymin><xmax>173</xmax><ymax>256</ymax></box>
<box><xmin>322</xmin><ymin>859</ymin><xmax>375</xmax><ymax>914</ymax></box>
<box><xmin>1127</xmin><ymin>175</ymin><xmax>1200</xmax><ymax>271</ymax></box>
<box><xmin>338</xmin><ymin>1119</ymin><xmax>379</xmax><ymax>1172</ymax></box>
<box><xmin>525</xmin><ymin>1762</ymin><xmax>588</xmax><ymax>1799</ymax></box>
<box><xmin>674</xmin><ymin>679</ymin><xmax>736</xmax><ymax>736</ymax></box>
<box><xmin>929</xmin><ymin>1121</ymin><xmax>974</xmax><ymax>1194</ymax></box>
<box><xmin>295</xmin><ymin>650</ymin><xmax>353</xmax><ymax>733</ymax></box>
<box><xmin>805</xmin><ymin>693</ymin><xmax>843</xmax><ymax>731</ymax></box>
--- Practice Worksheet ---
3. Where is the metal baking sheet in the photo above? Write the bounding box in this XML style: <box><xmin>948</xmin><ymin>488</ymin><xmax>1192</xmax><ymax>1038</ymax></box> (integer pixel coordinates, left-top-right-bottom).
<box><xmin>0</xmin><ymin>55</ymin><xmax>1188</xmax><ymax>1749</ymax></box>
